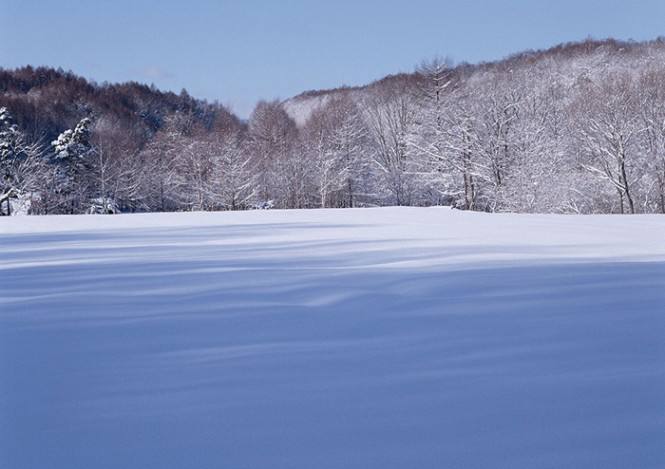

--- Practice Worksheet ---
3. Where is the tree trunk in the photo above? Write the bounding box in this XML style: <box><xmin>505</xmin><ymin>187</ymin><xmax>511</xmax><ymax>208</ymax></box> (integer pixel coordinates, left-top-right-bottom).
<box><xmin>625</xmin><ymin>188</ymin><xmax>635</xmax><ymax>214</ymax></box>
<box><xmin>617</xmin><ymin>189</ymin><xmax>624</xmax><ymax>214</ymax></box>
<box><xmin>463</xmin><ymin>172</ymin><xmax>475</xmax><ymax>211</ymax></box>
<box><xmin>619</xmin><ymin>151</ymin><xmax>634</xmax><ymax>214</ymax></box>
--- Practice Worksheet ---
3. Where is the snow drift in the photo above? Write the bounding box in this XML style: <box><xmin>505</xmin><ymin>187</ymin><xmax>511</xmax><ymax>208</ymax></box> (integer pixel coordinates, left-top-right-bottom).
<box><xmin>1</xmin><ymin>207</ymin><xmax>664</xmax><ymax>469</ymax></box>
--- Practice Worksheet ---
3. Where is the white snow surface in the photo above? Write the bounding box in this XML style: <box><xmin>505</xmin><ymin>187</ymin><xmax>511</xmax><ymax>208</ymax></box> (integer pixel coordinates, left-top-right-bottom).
<box><xmin>282</xmin><ymin>93</ymin><xmax>331</xmax><ymax>126</ymax></box>
<box><xmin>1</xmin><ymin>207</ymin><xmax>664</xmax><ymax>469</ymax></box>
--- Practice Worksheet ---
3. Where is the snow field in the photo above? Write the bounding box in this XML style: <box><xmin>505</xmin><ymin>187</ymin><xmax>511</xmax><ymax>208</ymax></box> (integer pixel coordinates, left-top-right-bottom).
<box><xmin>1</xmin><ymin>207</ymin><xmax>664</xmax><ymax>468</ymax></box>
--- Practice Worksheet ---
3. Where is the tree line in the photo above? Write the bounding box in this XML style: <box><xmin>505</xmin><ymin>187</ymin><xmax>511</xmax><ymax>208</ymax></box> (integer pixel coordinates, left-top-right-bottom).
<box><xmin>2</xmin><ymin>38</ymin><xmax>665</xmax><ymax>215</ymax></box>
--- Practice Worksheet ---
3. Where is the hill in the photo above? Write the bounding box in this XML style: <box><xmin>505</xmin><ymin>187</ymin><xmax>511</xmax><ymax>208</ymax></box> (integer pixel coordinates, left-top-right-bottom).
<box><xmin>3</xmin><ymin>38</ymin><xmax>665</xmax><ymax>215</ymax></box>
<box><xmin>282</xmin><ymin>38</ymin><xmax>665</xmax><ymax>126</ymax></box>
<box><xmin>0</xmin><ymin>66</ymin><xmax>241</xmax><ymax>145</ymax></box>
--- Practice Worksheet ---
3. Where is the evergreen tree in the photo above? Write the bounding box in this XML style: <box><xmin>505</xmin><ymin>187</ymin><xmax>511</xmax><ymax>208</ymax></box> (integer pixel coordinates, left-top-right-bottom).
<box><xmin>51</xmin><ymin>118</ymin><xmax>95</xmax><ymax>213</ymax></box>
<box><xmin>0</xmin><ymin>107</ymin><xmax>46</xmax><ymax>215</ymax></box>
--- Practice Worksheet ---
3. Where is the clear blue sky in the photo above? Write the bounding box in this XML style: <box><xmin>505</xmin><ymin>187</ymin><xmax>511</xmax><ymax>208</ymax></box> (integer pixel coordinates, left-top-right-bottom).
<box><xmin>2</xmin><ymin>0</ymin><xmax>664</xmax><ymax>117</ymax></box>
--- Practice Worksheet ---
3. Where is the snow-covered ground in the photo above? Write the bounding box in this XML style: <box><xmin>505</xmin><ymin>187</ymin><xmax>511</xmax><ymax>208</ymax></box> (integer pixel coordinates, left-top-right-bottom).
<box><xmin>1</xmin><ymin>207</ymin><xmax>664</xmax><ymax>469</ymax></box>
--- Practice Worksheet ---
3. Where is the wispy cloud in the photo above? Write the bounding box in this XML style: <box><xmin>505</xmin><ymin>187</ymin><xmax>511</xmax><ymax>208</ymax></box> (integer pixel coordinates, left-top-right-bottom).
<box><xmin>137</xmin><ymin>66</ymin><xmax>175</xmax><ymax>81</ymax></box>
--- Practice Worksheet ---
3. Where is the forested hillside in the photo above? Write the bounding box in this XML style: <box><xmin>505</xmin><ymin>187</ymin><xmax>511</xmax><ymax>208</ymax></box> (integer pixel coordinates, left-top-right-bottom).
<box><xmin>2</xmin><ymin>38</ymin><xmax>665</xmax><ymax>215</ymax></box>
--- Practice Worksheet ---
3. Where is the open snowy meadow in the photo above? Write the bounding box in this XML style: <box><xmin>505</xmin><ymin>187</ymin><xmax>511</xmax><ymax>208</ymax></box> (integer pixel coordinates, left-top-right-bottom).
<box><xmin>1</xmin><ymin>207</ymin><xmax>664</xmax><ymax>469</ymax></box>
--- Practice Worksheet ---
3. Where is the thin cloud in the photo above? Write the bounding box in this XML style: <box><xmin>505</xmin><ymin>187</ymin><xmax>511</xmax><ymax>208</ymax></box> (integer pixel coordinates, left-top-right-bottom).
<box><xmin>137</xmin><ymin>66</ymin><xmax>175</xmax><ymax>81</ymax></box>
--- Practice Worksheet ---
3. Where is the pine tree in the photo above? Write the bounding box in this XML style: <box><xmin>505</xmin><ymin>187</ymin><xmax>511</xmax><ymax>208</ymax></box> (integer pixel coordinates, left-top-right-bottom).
<box><xmin>51</xmin><ymin>118</ymin><xmax>95</xmax><ymax>213</ymax></box>
<box><xmin>0</xmin><ymin>107</ymin><xmax>46</xmax><ymax>215</ymax></box>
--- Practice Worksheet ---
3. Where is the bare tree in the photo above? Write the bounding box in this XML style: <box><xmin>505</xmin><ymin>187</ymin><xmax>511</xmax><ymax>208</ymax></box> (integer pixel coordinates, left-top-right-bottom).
<box><xmin>138</xmin><ymin>117</ymin><xmax>182</xmax><ymax>211</ymax></box>
<box><xmin>474</xmin><ymin>80</ymin><xmax>522</xmax><ymax>211</ymax></box>
<box><xmin>88</xmin><ymin>118</ymin><xmax>144</xmax><ymax>213</ymax></box>
<box><xmin>638</xmin><ymin>67</ymin><xmax>665</xmax><ymax>213</ymax></box>
<box><xmin>363</xmin><ymin>86</ymin><xmax>416</xmax><ymax>206</ymax></box>
<box><xmin>303</xmin><ymin>95</ymin><xmax>365</xmax><ymax>208</ymax></box>
<box><xmin>576</xmin><ymin>76</ymin><xmax>640</xmax><ymax>214</ymax></box>
<box><xmin>248</xmin><ymin>101</ymin><xmax>299</xmax><ymax>207</ymax></box>
<box><xmin>207</xmin><ymin>131</ymin><xmax>254</xmax><ymax>210</ymax></box>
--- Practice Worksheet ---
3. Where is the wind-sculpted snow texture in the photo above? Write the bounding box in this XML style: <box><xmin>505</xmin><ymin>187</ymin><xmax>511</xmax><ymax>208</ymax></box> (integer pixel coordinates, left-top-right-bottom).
<box><xmin>1</xmin><ymin>207</ymin><xmax>664</xmax><ymax>469</ymax></box>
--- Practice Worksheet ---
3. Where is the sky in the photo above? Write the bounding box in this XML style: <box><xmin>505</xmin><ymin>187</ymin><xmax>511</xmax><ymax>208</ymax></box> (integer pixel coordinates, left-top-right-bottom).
<box><xmin>2</xmin><ymin>0</ymin><xmax>664</xmax><ymax>117</ymax></box>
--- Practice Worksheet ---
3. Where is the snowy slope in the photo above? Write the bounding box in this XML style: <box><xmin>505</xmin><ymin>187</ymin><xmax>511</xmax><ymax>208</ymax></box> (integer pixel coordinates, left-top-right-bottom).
<box><xmin>282</xmin><ymin>93</ymin><xmax>333</xmax><ymax>126</ymax></box>
<box><xmin>1</xmin><ymin>207</ymin><xmax>664</xmax><ymax>469</ymax></box>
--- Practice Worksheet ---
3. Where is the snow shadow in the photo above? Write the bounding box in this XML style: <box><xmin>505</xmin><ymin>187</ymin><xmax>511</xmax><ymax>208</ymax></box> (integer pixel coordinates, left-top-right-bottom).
<box><xmin>1</xmin><ymin>221</ymin><xmax>664</xmax><ymax>469</ymax></box>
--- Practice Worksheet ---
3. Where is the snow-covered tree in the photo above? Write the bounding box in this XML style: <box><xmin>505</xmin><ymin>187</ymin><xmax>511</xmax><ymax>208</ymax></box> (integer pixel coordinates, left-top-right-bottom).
<box><xmin>209</xmin><ymin>132</ymin><xmax>254</xmax><ymax>210</ymax></box>
<box><xmin>303</xmin><ymin>96</ymin><xmax>365</xmax><ymax>208</ymax></box>
<box><xmin>363</xmin><ymin>86</ymin><xmax>417</xmax><ymax>206</ymax></box>
<box><xmin>409</xmin><ymin>58</ymin><xmax>463</xmax><ymax>207</ymax></box>
<box><xmin>137</xmin><ymin>117</ymin><xmax>183</xmax><ymax>211</ymax></box>
<box><xmin>50</xmin><ymin>117</ymin><xmax>95</xmax><ymax>213</ymax></box>
<box><xmin>638</xmin><ymin>67</ymin><xmax>665</xmax><ymax>213</ymax></box>
<box><xmin>0</xmin><ymin>107</ymin><xmax>46</xmax><ymax>215</ymax></box>
<box><xmin>576</xmin><ymin>76</ymin><xmax>641</xmax><ymax>214</ymax></box>
<box><xmin>248</xmin><ymin>101</ymin><xmax>301</xmax><ymax>208</ymax></box>
<box><xmin>88</xmin><ymin>119</ymin><xmax>144</xmax><ymax>213</ymax></box>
